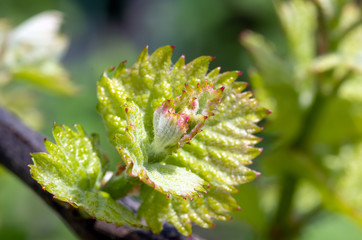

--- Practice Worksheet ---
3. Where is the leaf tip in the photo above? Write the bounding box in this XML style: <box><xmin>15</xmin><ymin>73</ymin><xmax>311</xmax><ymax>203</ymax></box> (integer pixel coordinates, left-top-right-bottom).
<box><xmin>107</xmin><ymin>66</ymin><xmax>116</xmax><ymax>72</ymax></box>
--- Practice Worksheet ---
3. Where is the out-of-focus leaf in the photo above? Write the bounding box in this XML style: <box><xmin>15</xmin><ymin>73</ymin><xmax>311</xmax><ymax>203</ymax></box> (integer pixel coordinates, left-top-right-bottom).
<box><xmin>275</xmin><ymin>0</ymin><xmax>317</xmax><ymax>72</ymax></box>
<box><xmin>323</xmin><ymin>142</ymin><xmax>362</xmax><ymax>224</ymax></box>
<box><xmin>338</xmin><ymin>75</ymin><xmax>362</xmax><ymax>102</ymax></box>
<box><xmin>0</xmin><ymin>20</ymin><xmax>11</xmax><ymax>86</ymax></box>
<box><xmin>2</xmin><ymin>11</ymin><xmax>77</xmax><ymax>94</ymax></box>
<box><xmin>334</xmin><ymin>2</ymin><xmax>362</xmax><ymax>39</ymax></box>
<box><xmin>12</xmin><ymin>62</ymin><xmax>77</xmax><ymax>95</ymax></box>
<box><xmin>241</xmin><ymin>32</ymin><xmax>292</xmax><ymax>86</ymax></box>
<box><xmin>241</xmin><ymin>32</ymin><xmax>302</xmax><ymax>144</ymax></box>
<box><xmin>4</xmin><ymin>11</ymin><xmax>67</xmax><ymax>66</ymax></box>
<box><xmin>233</xmin><ymin>182</ymin><xmax>267</xmax><ymax>233</ymax></box>
<box><xmin>307</xmin><ymin>97</ymin><xmax>361</xmax><ymax>151</ymax></box>
<box><xmin>311</xmin><ymin>54</ymin><xmax>342</xmax><ymax>73</ymax></box>
<box><xmin>338</xmin><ymin>25</ymin><xmax>362</xmax><ymax>74</ymax></box>
<box><xmin>241</xmin><ymin>32</ymin><xmax>302</xmax><ymax>145</ymax></box>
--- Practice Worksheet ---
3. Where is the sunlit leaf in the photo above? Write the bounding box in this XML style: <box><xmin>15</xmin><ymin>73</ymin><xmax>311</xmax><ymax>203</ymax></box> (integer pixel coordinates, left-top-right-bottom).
<box><xmin>138</xmin><ymin>185</ymin><xmax>240</xmax><ymax>236</ymax></box>
<box><xmin>30</xmin><ymin>124</ymin><xmax>140</xmax><ymax>227</ymax></box>
<box><xmin>97</xmin><ymin>46</ymin><xmax>266</xmax><ymax>234</ymax></box>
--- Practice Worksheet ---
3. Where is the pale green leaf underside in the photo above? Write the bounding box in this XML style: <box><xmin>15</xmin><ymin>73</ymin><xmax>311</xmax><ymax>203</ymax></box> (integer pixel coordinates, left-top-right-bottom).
<box><xmin>138</xmin><ymin>185</ymin><xmax>239</xmax><ymax>236</ymax></box>
<box><xmin>30</xmin><ymin>124</ymin><xmax>140</xmax><ymax>227</ymax></box>
<box><xmin>144</xmin><ymin>163</ymin><xmax>206</xmax><ymax>196</ymax></box>
<box><xmin>97</xmin><ymin>46</ymin><xmax>266</xmax><ymax>198</ymax></box>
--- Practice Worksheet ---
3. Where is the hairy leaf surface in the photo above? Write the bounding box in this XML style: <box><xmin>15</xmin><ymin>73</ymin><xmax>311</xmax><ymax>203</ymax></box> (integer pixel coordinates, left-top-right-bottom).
<box><xmin>97</xmin><ymin>46</ymin><xmax>266</xmax><ymax>234</ymax></box>
<box><xmin>30</xmin><ymin>124</ymin><xmax>140</xmax><ymax>227</ymax></box>
<box><xmin>97</xmin><ymin>46</ymin><xmax>266</xmax><ymax>198</ymax></box>
<box><xmin>138</xmin><ymin>185</ymin><xmax>239</xmax><ymax>236</ymax></box>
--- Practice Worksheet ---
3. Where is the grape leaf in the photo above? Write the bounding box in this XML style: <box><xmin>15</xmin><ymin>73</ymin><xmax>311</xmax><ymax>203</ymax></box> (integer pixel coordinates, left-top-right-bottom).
<box><xmin>30</xmin><ymin>124</ymin><xmax>141</xmax><ymax>227</ymax></box>
<box><xmin>97</xmin><ymin>46</ymin><xmax>266</xmax><ymax>197</ymax></box>
<box><xmin>97</xmin><ymin>46</ymin><xmax>266</xmax><ymax>234</ymax></box>
<box><xmin>138</xmin><ymin>185</ymin><xmax>240</xmax><ymax>236</ymax></box>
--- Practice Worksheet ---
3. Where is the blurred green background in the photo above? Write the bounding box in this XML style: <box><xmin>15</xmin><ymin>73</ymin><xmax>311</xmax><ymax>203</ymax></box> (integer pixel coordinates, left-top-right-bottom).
<box><xmin>1</xmin><ymin>0</ymin><xmax>362</xmax><ymax>239</ymax></box>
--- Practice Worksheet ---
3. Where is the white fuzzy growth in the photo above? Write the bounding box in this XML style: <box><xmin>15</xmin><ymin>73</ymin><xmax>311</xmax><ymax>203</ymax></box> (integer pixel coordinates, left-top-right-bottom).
<box><xmin>151</xmin><ymin>105</ymin><xmax>186</xmax><ymax>156</ymax></box>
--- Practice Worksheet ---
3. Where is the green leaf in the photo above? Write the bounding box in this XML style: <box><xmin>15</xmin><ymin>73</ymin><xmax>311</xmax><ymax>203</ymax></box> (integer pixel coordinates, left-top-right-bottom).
<box><xmin>323</xmin><ymin>142</ymin><xmax>362</xmax><ymax>224</ymax></box>
<box><xmin>143</xmin><ymin>164</ymin><xmax>207</xmax><ymax>197</ymax></box>
<box><xmin>241</xmin><ymin>32</ymin><xmax>303</xmax><ymax>145</ymax></box>
<box><xmin>241</xmin><ymin>32</ymin><xmax>292</xmax><ymax>85</ymax></box>
<box><xmin>275</xmin><ymin>0</ymin><xmax>317</xmax><ymax>70</ymax></box>
<box><xmin>3</xmin><ymin>11</ymin><xmax>77</xmax><ymax>95</ymax></box>
<box><xmin>12</xmin><ymin>63</ymin><xmax>77</xmax><ymax>95</ymax></box>
<box><xmin>138</xmin><ymin>185</ymin><xmax>240</xmax><ymax>236</ymax></box>
<box><xmin>311</xmin><ymin>53</ymin><xmax>342</xmax><ymax>73</ymax></box>
<box><xmin>170</xmin><ymin>87</ymin><xmax>266</xmax><ymax>193</ymax></box>
<box><xmin>98</xmin><ymin>46</ymin><xmax>265</xmax><ymax>196</ymax></box>
<box><xmin>338</xmin><ymin>75</ymin><xmax>362</xmax><ymax>102</ymax></box>
<box><xmin>30</xmin><ymin>124</ymin><xmax>141</xmax><ymax>227</ymax></box>
<box><xmin>97</xmin><ymin>46</ymin><xmax>266</xmax><ymax>234</ymax></box>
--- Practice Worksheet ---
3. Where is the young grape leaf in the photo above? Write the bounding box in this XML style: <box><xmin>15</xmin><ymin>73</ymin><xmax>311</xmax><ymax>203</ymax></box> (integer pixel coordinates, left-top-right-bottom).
<box><xmin>30</xmin><ymin>124</ymin><xmax>141</xmax><ymax>227</ymax></box>
<box><xmin>138</xmin><ymin>185</ymin><xmax>240</xmax><ymax>236</ymax></box>
<box><xmin>97</xmin><ymin>46</ymin><xmax>266</xmax><ymax>234</ymax></box>
<box><xmin>97</xmin><ymin>46</ymin><xmax>266</xmax><ymax>198</ymax></box>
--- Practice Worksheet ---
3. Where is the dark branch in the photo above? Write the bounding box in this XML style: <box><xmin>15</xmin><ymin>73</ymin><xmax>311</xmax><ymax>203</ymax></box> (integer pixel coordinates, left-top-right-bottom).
<box><xmin>0</xmin><ymin>107</ymin><xmax>203</xmax><ymax>240</ymax></box>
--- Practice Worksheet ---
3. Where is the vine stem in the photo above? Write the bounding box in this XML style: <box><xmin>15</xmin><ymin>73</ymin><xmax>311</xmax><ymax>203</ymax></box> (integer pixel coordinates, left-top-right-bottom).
<box><xmin>268</xmin><ymin>1</ymin><xmax>331</xmax><ymax>239</ymax></box>
<box><xmin>268</xmin><ymin>91</ymin><xmax>327</xmax><ymax>239</ymax></box>
<box><xmin>269</xmin><ymin>176</ymin><xmax>298</xmax><ymax>240</ymax></box>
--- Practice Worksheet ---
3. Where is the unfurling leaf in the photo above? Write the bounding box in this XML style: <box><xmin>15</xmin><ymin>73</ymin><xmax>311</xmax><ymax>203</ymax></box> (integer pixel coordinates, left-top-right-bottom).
<box><xmin>97</xmin><ymin>46</ymin><xmax>267</xmax><ymax>235</ymax></box>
